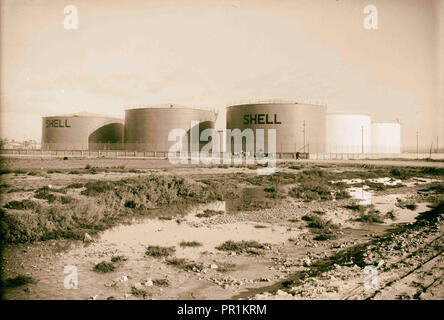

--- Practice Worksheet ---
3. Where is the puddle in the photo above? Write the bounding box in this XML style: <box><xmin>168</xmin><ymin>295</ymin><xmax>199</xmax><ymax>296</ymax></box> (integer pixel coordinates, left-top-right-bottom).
<box><xmin>338</xmin><ymin>176</ymin><xmax>439</xmax><ymax>188</ymax></box>
<box><xmin>100</xmin><ymin>195</ymin><xmax>295</xmax><ymax>260</ymax></box>
<box><xmin>347</xmin><ymin>187</ymin><xmax>431</xmax><ymax>225</ymax></box>
<box><xmin>371</xmin><ymin>194</ymin><xmax>431</xmax><ymax>225</ymax></box>
<box><xmin>347</xmin><ymin>187</ymin><xmax>372</xmax><ymax>205</ymax></box>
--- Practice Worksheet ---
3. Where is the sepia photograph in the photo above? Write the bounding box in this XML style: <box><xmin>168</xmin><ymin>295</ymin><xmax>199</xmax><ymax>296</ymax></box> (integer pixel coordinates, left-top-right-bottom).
<box><xmin>0</xmin><ymin>0</ymin><xmax>443</xmax><ymax>307</ymax></box>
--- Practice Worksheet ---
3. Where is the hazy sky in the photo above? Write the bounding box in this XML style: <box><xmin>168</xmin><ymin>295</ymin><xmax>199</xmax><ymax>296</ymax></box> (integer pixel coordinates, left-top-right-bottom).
<box><xmin>1</xmin><ymin>0</ymin><xmax>443</xmax><ymax>150</ymax></box>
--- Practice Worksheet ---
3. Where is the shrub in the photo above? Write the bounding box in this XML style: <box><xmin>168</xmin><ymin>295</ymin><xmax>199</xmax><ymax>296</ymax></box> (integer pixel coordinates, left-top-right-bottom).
<box><xmin>335</xmin><ymin>190</ymin><xmax>351</xmax><ymax>200</ymax></box>
<box><xmin>111</xmin><ymin>255</ymin><xmax>127</xmax><ymax>263</ymax></box>
<box><xmin>4</xmin><ymin>200</ymin><xmax>38</xmax><ymax>210</ymax></box>
<box><xmin>355</xmin><ymin>209</ymin><xmax>384</xmax><ymax>223</ymax></box>
<box><xmin>131</xmin><ymin>287</ymin><xmax>149</xmax><ymax>298</ymax></box>
<box><xmin>179</xmin><ymin>241</ymin><xmax>202</xmax><ymax>247</ymax></box>
<box><xmin>153</xmin><ymin>279</ymin><xmax>169</xmax><ymax>287</ymax></box>
<box><xmin>2</xmin><ymin>275</ymin><xmax>35</xmax><ymax>288</ymax></box>
<box><xmin>196</xmin><ymin>209</ymin><xmax>223</xmax><ymax>218</ymax></box>
<box><xmin>145</xmin><ymin>245</ymin><xmax>175</xmax><ymax>258</ymax></box>
<box><xmin>66</xmin><ymin>183</ymin><xmax>84</xmax><ymax>189</ymax></box>
<box><xmin>215</xmin><ymin>240</ymin><xmax>268</xmax><ymax>255</ymax></box>
<box><xmin>124</xmin><ymin>200</ymin><xmax>137</xmax><ymax>209</ymax></box>
<box><xmin>289</xmin><ymin>182</ymin><xmax>332</xmax><ymax>202</ymax></box>
<box><xmin>166</xmin><ymin>258</ymin><xmax>204</xmax><ymax>272</ymax></box>
<box><xmin>93</xmin><ymin>261</ymin><xmax>115</xmax><ymax>273</ymax></box>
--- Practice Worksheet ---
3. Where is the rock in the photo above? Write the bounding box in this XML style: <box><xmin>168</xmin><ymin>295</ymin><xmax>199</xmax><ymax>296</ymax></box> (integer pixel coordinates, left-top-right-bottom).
<box><xmin>83</xmin><ymin>233</ymin><xmax>93</xmax><ymax>243</ymax></box>
<box><xmin>144</xmin><ymin>280</ymin><xmax>153</xmax><ymax>287</ymax></box>
<box><xmin>124</xmin><ymin>293</ymin><xmax>132</xmax><ymax>298</ymax></box>
<box><xmin>303</xmin><ymin>257</ymin><xmax>311</xmax><ymax>267</ymax></box>
<box><xmin>120</xmin><ymin>276</ymin><xmax>128</xmax><ymax>282</ymax></box>
<box><xmin>210</xmin><ymin>264</ymin><xmax>218</xmax><ymax>269</ymax></box>
<box><xmin>134</xmin><ymin>282</ymin><xmax>143</xmax><ymax>289</ymax></box>
<box><xmin>89</xmin><ymin>295</ymin><xmax>98</xmax><ymax>300</ymax></box>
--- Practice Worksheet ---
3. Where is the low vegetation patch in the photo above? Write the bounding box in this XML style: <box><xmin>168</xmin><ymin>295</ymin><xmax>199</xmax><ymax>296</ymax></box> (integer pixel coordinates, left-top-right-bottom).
<box><xmin>131</xmin><ymin>286</ymin><xmax>150</xmax><ymax>299</ymax></box>
<box><xmin>65</xmin><ymin>183</ymin><xmax>84</xmax><ymax>189</ymax></box>
<box><xmin>196</xmin><ymin>209</ymin><xmax>224</xmax><ymax>218</ymax></box>
<box><xmin>355</xmin><ymin>208</ymin><xmax>384</xmax><ymax>224</ymax></box>
<box><xmin>215</xmin><ymin>262</ymin><xmax>236</xmax><ymax>272</ymax></box>
<box><xmin>4</xmin><ymin>199</ymin><xmax>38</xmax><ymax>210</ymax></box>
<box><xmin>302</xmin><ymin>214</ymin><xmax>340</xmax><ymax>241</ymax></box>
<box><xmin>2</xmin><ymin>275</ymin><xmax>36</xmax><ymax>288</ymax></box>
<box><xmin>179</xmin><ymin>241</ymin><xmax>202</xmax><ymax>247</ymax></box>
<box><xmin>215</xmin><ymin>240</ymin><xmax>269</xmax><ymax>255</ymax></box>
<box><xmin>93</xmin><ymin>261</ymin><xmax>116</xmax><ymax>273</ymax></box>
<box><xmin>235</xmin><ymin>201</ymin><xmax>272</xmax><ymax>211</ymax></box>
<box><xmin>110</xmin><ymin>255</ymin><xmax>127</xmax><ymax>263</ymax></box>
<box><xmin>166</xmin><ymin>258</ymin><xmax>204</xmax><ymax>272</ymax></box>
<box><xmin>289</xmin><ymin>182</ymin><xmax>333</xmax><ymax>202</ymax></box>
<box><xmin>145</xmin><ymin>245</ymin><xmax>175</xmax><ymax>258</ymax></box>
<box><xmin>0</xmin><ymin>174</ymin><xmax>243</xmax><ymax>244</ymax></box>
<box><xmin>396</xmin><ymin>199</ymin><xmax>418</xmax><ymax>210</ymax></box>
<box><xmin>335</xmin><ymin>190</ymin><xmax>351</xmax><ymax>200</ymax></box>
<box><xmin>152</xmin><ymin>279</ymin><xmax>170</xmax><ymax>287</ymax></box>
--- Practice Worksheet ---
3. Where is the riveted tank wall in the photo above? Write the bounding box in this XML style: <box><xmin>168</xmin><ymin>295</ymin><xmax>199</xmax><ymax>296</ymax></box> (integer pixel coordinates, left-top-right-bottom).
<box><xmin>226</xmin><ymin>103</ymin><xmax>326</xmax><ymax>153</ymax></box>
<box><xmin>124</xmin><ymin>107</ymin><xmax>216</xmax><ymax>151</ymax></box>
<box><xmin>371</xmin><ymin>122</ymin><xmax>401</xmax><ymax>153</ymax></box>
<box><xmin>41</xmin><ymin>115</ymin><xmax>124</xmax><ymax>150</ymax></box>
<box><xmin>326</xmin><ymin>114</ymin><xmax>371</xmax><ymax>153</ymax></box>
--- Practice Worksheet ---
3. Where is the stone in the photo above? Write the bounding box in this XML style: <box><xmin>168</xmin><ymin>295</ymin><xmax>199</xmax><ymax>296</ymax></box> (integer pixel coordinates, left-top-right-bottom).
<box><xmin>83</xmin><ymin>233</ymin><xmax>93</xmax><ymax>243</ymax></box>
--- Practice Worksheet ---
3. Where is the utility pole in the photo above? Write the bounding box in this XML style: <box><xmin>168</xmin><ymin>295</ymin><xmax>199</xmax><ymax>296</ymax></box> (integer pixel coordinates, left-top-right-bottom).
<box><xmin>303</xmin><ymin>120</ymin><xmax>306</xmax><ymax>153</ymax></box>
<box><xmin>416</xmin><ymin>130</ymin><xmax>419</xmax><ymax>159</ymax></box>
<box><xmin>362</xmin><ymin>125</ymin><xmax>364</xmax><ymax>154</ymax></box>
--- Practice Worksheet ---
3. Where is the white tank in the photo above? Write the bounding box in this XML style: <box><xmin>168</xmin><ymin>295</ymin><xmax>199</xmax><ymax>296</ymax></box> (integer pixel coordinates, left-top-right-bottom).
<box><xmin>371</xmin><ymin>122</ymin><xmax>401</xmax><ymax>154</ymax></box>
<box><xmin>327</xmin><ymin>114</ymin><xmax>371</xmax><ymax>154</ymax></box>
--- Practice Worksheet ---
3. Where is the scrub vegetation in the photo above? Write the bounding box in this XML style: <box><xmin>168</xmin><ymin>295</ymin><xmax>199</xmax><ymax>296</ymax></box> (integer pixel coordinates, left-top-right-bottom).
<box><xmin>0</xmin><ymin>175</ymin><xmax>240</xmax><ymax>243</ymax></box>
<box><xmin>215</xmin><ymin>240</ymin><xmax>269</xmax><ymax>255</ymax></box>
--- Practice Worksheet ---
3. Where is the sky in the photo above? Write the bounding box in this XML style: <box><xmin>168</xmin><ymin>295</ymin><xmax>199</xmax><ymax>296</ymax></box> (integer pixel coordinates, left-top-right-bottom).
<box><xmin>1</xmin><ymin>0</ymin><xmax>443</xmax><ymax>151</ymax></box>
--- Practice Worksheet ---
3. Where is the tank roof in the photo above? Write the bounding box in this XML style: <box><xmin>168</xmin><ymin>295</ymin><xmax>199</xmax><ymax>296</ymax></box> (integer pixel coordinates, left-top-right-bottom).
<box><xmin>43</xmin><ymin>112</ymin><xmax>123</xmax><ymax>119</ymax></box>
<box><xmin>371</xmin><ymin>121</ymin><xmax>401</xmax><ymax>124</ymax></box>
<box><xmin>125</xmin><ymin>104</ymin><xmax>215</xmax><ymax>113</ymax></box>
<box><xmin>227</xmin><ymin>102</ymin><xmax>326</xmax><ymax>108</ymax></box>
<box><xmin>327</xmin><ymin>112</ymin><xmax>371</xmax><ymax>117</ymax></box>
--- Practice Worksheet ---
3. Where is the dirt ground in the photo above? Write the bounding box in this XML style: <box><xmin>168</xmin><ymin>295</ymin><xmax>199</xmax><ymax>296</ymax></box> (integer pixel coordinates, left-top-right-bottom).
<box><xmin>0</xmin><ymin>158</ymin><xmax>443</xmax><ymax>300</ymax></box>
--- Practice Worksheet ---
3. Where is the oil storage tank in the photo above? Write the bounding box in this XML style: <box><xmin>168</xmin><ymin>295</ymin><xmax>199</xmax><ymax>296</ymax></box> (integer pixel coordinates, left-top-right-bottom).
<box><xmin>42</xmin><ymin>113</ymin><xmax>124</xmax><ymax>150</ymax></box>
<box><xmin>371</xmin><ymin>122</ymin><xmax>401</xmax><ymax>153</ymax></box>
<box><xmin>124</xmin><ymin>105</ymin><xmax>217</xmax><ymax>151</ymax></box>
<box><xmin>226</xmin><ymin>102</ymin><xmax>327</xmax><ymax>153</ymax></box>
<box><xmin>326</xmin><ymin>114</ymin><xmax>371</xmax><ymax>154</ymax></box>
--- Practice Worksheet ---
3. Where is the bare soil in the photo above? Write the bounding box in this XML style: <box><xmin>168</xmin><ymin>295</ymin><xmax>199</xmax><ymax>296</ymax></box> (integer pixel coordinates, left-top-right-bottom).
<box><xmin>1</xmin><ymin>158</ymin><xmax>442</xmax><ymax>300</ymax></box>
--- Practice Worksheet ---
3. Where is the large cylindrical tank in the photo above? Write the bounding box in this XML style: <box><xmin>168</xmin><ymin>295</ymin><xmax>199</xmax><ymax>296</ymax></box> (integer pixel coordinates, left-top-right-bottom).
<box><xmin>326</xmin><ymin>114</ymin><xmax>371</xmax><ymax>153</ymax></box>
<box><xmin>226</xmin><ymin>102</ymin><xmax>327</xmax><ymax>153</ymax></box>
<box><xmin>42</xmin><ymin>113</ymin><xmax>124</xmax><ymax>150</ymax></box>
<box><xmin>124</xmin><ymin>105</ymin><xmax>217</xmax><ymax>151</ymax></box>
<box><xmin>371</xmin><ymin>122</ymin><xmax>401</xmax><ymax>153</ymax></box>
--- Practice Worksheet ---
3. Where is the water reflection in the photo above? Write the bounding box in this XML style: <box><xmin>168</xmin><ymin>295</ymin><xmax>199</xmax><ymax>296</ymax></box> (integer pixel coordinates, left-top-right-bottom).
<box><xmin>347</xmin><ymin>187</ymin><xmax>430</xmax><ymax>225</ymax></box>
<box><xmin>347</xmin><ymin>187</ymin><xmax>372</xmax><ymax>205</ymax></box>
